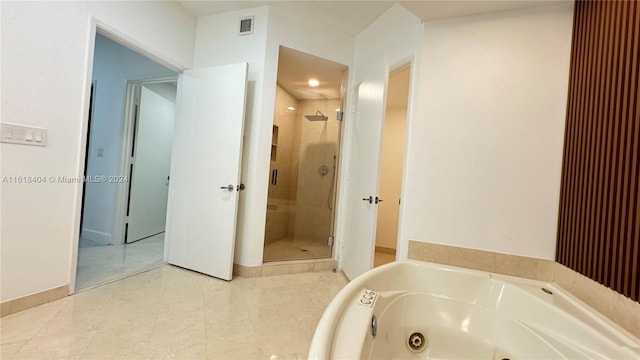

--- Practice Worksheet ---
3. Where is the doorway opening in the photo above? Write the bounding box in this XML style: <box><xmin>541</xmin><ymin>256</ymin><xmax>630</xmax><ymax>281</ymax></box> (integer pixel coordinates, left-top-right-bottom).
<box><xmin>262</xmin><ymin>46</ymin><xmax>348</xmax><ymax>262</ymax></box>
<box><xmin>373</xmin><ymin>64</ymin><xmax>410</xmax><ymax>268</ymax></box>
<box><xmin>76</xmin><ymin>32</ymin><xmax>177</xmax><ymax>290</ymax></box>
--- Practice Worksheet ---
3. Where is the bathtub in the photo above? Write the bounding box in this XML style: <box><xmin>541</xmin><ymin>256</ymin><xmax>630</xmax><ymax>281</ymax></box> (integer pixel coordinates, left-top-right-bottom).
<box><xmin>308</xmin><ymin>261</ymin><xmax>640</xmax><ymax>359</ymax></box>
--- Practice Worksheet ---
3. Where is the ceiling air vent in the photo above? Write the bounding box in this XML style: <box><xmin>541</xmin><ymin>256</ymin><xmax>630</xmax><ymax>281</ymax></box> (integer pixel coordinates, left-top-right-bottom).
<box><xmin>238</xmin><ymin>16</ymin><xmax>254</xmax><ymax>36</ymax></box>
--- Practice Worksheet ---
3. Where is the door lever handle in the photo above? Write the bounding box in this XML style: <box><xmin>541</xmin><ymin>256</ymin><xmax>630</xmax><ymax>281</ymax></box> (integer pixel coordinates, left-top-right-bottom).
<box><xmin>375</xmin><ymin>197</ymin><xmax>383</xmax><ymax>204</ymax></box>
<box><xmin>220</xmin><ymin>184</ymin><xmax>234</xmax><ymax>192</ymax></box>
<box><xmin>362</xmin><ymin>196</ymin><xmax>373</xmax><ymax>204</ymax></box>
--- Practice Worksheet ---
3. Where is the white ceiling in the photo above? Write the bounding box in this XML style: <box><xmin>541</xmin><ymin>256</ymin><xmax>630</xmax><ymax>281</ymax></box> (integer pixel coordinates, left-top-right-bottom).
<box><xmin>178</xmin><ymin>1</ymin><xmax>395</xmax><ymax>36</ymax></box>
<box><xmin>178</xmin><ymin>1</ymin><xmax>570</xmax><ymax>36</ymax></box>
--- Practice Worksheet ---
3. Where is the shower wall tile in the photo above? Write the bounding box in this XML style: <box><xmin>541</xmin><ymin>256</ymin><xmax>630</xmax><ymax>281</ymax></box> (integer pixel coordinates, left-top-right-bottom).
<box><xmin>265</xmin><ymin>86</ymin><xmax>300</xmax><ymax>246</ymax></box>
<box><xmin>294</xmin><ymin>98</ymin><xmax>341</xmax><ymax>244</ymax></box>
<box><xmin>265</xmin><ymin>92</ymin><xmax>341</xmax><ymax>258</ymax></box>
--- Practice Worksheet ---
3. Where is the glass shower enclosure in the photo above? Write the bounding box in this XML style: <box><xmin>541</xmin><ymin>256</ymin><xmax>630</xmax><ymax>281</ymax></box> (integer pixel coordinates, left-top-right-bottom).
<box><xmin>263</xmin><ymin>46</ymin><xmax>347</xmax><ymax>262</ymax></box>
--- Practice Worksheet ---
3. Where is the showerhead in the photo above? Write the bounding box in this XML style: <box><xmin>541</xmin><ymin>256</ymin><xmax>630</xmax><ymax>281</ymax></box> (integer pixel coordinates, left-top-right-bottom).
<box><xmin>304</xmin><ymin>111</ymin><xmax>328</xmax><ymax>121</ymax></box>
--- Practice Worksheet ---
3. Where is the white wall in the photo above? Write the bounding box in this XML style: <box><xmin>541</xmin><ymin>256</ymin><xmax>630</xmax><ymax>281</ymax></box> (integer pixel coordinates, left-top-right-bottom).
<box><xmin>193</xmin><ymin>6</ymin><xmax>354</xmax><ymax>266</ymax></box>
<box><xmin>192</xmin><ymin>7</ymin><xmax>270</xmax><ymax>266</ymax></box>
<box><xmin>0</xmin><ymin>1</ymin><xmax>195</xmax><ymax>302</ymax></box>
<box><xmin>82</xmin><ymin>34</ymin><xmax>176</xmax><ymax>245</ymax></box>
<box><xmin>402</xmin><ymin>4</ymin><xmax>574</xmax><ymax>260</ymax></box>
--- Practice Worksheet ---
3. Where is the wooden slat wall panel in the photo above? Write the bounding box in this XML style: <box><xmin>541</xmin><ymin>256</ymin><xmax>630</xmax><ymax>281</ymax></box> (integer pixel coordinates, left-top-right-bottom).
<box><xmin>557</xmin><ymin>0</ymin><xmax>640</xmax><ymax>302</ymax></box>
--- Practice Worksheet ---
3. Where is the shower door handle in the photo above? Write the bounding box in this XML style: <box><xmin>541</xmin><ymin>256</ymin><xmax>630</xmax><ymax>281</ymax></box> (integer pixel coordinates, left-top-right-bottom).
<box><xmin>220</xmin><ymin>184</ymin><xmax>234</xmax><ymax>192</ymax></box>
<box><xmin>362</xmin><ymin>196</ymin><xmax>373</xmax><ymax>204</ymax></box>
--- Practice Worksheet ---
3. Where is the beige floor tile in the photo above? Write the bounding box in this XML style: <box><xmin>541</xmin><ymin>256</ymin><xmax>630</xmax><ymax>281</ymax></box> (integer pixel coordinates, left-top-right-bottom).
<box><xmin>0</xmin><ymin>341</ymin><xmax>26</xmax><ymax>360</ymax></box>
<box><xmin>13</xmin><ymin>329</ymin><xmax>96</xmax><ymax>360</ymax></box>
<box><xmin>205</xmin><ymin>319</ymin><xmax>253</xmax><ymax>338</ymax></box>
<box><xmin>257</xmin><ymin>324</ymin><xmax>310</xmax><ymax>359</ymax></box>
<box><xmin>206</xmin><ymin>329</ymin><xmax>261</xmax><ymax>360</ymax></box>
<box><xmin>206</xmin><ymin>304</ymin><xmax>252</xmax><ymax>325</ymax></box>
<box><xmin>1</xmin><ymin>265</ymin><xmax>349</xmax><ymax>360</ymax></box>
<box><xmin>243</xmin><ymin>288</ymin><xmax>290</xmax><ymax>308</ymax></box>
<box><xmin>147</xmin><ymin>324</ymin><xmax>206</xmax><ymax>360</ymax></box>
<box><xmin>284</xmin><ymin>299</ymin><xmax>325</xmax><ymax>322</ymax></box>
<box><xmin>0</xmin><ymin>300</ymin><xmax>68</xmax><ymax>344</ymax></box>
<box><xmin>78</xmin><ymin>326</ymin><xmax>154</xmax><ymax>360</ymax></box>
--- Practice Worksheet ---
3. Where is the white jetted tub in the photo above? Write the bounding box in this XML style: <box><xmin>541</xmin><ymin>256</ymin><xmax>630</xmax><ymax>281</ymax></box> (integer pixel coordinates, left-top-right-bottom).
<box><xmin>309</xmin><ymin>261</ymin><xmax>640</xmax><ymax>359</ymax></box>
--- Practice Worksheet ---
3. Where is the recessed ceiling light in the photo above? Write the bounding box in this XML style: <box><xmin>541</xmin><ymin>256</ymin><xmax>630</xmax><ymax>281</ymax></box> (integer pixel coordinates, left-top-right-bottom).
<box><xmin>308</xmin><ymin>79</ymin><xmax>320</xmax><ymax>87</ymax></box>
<box><xmin>287</xmin><ymin>106</ymin><xmax>296</xmax><ymax>111</ymax></box>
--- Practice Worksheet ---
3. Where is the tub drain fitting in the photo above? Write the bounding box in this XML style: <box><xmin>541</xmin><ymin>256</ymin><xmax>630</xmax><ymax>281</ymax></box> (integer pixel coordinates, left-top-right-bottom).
<box><xmin>407</xmin><ymin>332</ymin><xmax>427</xmax><ymax>353</ymax></box>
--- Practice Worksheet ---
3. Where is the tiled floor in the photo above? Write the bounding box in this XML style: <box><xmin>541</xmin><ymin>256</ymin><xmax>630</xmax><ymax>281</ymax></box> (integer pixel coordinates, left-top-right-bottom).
<box><xmin>1</xmin><ymin>265</ymin><xmax>348</xmax><ymax>360</ymax></box>
<box><xmin>76</xmin><ymin>234</ymin><xmax>165</xmax><ymax>290</ymax></box>
<box><xmin>263</xmin><ymin>237</ymin><xmax>332</xmax><ymax>262</ymax></box>
<box><xmin>374</xmin><ymin>252</ymin><xmax>395</xmax><ymax>268</ymax></box>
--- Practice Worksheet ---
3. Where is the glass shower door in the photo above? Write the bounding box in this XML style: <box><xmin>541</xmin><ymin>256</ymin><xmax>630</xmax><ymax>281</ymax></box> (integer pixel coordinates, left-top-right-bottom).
<box><xmin>263</xmin><ymin>96</ymin><xmax>342</xmax><ymax>262</ymax></box>
<box><xmin>262</xmin><ymin>46</ymin><xmax>347</xmax><ymax>263</ymax></box>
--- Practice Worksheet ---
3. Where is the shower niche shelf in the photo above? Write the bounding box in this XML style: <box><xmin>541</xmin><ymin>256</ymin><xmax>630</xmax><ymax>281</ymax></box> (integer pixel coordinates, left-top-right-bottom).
<box><xmin>271</xmin><ymin>125</ymin><xmax>279</xmax><ymax>161</ymax></box>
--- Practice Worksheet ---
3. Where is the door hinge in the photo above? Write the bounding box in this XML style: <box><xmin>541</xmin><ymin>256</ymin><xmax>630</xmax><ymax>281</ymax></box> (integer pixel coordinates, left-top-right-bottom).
<box><xmin>327</xmin><ymin>235</ymin><xmax>334</xmax><ymax>246</ymax></box>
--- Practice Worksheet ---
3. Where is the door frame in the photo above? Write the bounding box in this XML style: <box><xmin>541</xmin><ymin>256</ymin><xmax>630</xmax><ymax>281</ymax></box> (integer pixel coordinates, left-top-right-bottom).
<box><xmin>69</xmin><ymin>19</ymin><xmax>184</xmax><ymax>294</ymax></box>
<box><xmin>334</xmin><ymin>57</ymin><xmax>416</xmax><ymax>277</ymax></box>
<box><xmin>393</xmin><ymin>58</ymin><xmax>418</xmax><ymax>261</ymax></box>
<box><xmin>113</xmin><ymin>77</ymin><xmax>178</xmax><ymax>246</ymax></box>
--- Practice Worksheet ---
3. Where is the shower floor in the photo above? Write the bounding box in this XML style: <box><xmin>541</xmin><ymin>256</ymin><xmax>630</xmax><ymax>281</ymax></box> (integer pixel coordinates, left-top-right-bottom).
<box><xmin>263</xmin><ymin>237</ymin><xmax>332</xmax><ymax>262</ymax></box>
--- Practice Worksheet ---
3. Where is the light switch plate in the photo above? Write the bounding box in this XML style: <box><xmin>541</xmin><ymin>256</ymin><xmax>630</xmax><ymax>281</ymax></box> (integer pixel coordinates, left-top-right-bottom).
<box><xmin>1</xmin><ymin>123</ymin><xmax>47</xmax><ymax>147</ymax></box>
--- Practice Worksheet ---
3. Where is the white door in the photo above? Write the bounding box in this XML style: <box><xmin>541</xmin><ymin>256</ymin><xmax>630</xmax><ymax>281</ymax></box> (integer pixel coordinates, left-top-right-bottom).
<box><xmin>127</xmin><ymin>85</ymin><xmax>175</xmax><ymax>243</ymax></box>
<box><xmin>166</xmin><ymin>63</ymin><xmax>248</xmax><ymax>281</ymax></box>
<box><xmin>340</xmin><ymin>82</ymin><xmax>386</xmax><ymax>279</ymax></box>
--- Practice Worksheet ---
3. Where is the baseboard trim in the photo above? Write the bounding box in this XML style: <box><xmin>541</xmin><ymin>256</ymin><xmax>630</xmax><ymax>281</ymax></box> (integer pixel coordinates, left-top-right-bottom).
<box><xmin>1</xmin><ymin>285</ymin><xmax>69</xmax><ymax>317</ymax></box>
<box><xmin>375</xmin><ymin>246</ymin><xmax>396</xmax><ymax>255</ymax></box>
<box><xmin>81</xmin><ymin>228</ymin><xmax>111</xmax><ymax>245</ymax></box>
<box><xmin>233</xmin><ymin>259</ymin><xmax>336</xmax><ymax>278</ymax></box>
